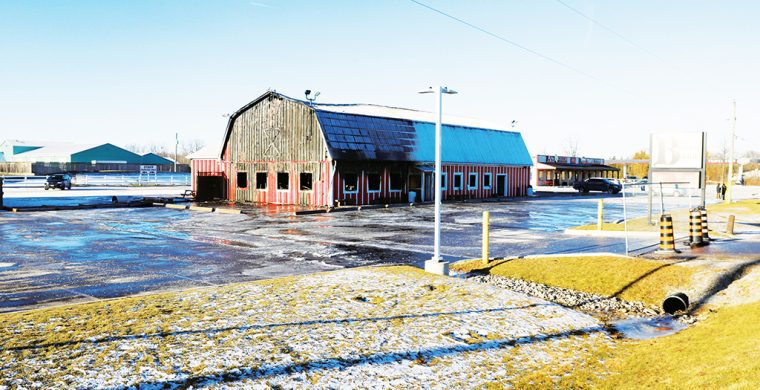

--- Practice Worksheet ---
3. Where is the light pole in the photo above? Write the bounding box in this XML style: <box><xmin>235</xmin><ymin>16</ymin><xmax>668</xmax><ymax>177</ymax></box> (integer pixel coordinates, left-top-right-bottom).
<box><xmin>174</xmin><ymin>132</ymin><xmax>179</xmax><ymax>173</ymax></box>
<box><xmin>419</xmin><ymin>86</ymin><xmax>457</xmax><ymax>275</ymax></box>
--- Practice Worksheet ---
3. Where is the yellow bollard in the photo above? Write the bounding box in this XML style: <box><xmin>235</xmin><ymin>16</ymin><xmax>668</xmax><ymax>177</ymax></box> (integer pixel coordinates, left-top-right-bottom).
<box><xmin>482</xmin><ymin>211</ymin><xmax>490</xmax><ymax>264</ymax></box>
<box><xmin>727</xmin><ymin>215</ymin><xmax>735</xmax><ymax>235</ymax></box>
<box><xmin>597</xmin><ymin>199</ymin><xmax>604</xmax><ymax>231</ymax></box>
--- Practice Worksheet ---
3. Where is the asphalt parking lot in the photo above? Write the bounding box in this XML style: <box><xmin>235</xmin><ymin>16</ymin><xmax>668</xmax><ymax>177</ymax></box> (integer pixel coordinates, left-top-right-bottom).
<box><xmin>0</xmin><ymin>194</ymin><xmax>675</xmax><ymax>311</ymax></box>
<box><xmin>2</xmin><ymin>187</ymin><xmax>756</xmax><ymax>312</ymax></box>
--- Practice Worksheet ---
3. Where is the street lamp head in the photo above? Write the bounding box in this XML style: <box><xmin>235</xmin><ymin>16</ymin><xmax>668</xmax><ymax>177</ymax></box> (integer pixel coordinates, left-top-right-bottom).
<box><xmin>418</xmin><ymin>86</ymin><xmax>458</xmax><ymax>94</ymax></box>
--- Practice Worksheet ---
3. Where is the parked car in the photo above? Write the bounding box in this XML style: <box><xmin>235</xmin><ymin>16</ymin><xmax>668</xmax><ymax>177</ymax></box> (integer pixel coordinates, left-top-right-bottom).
<box><xmin>638</xmin><ymin>178</ymin><xmax>648</xmax><ymax>191</ymax></box>
<box><xmin>45</xmin><ymin>173</ymin><xmax>72</xmax><ymax>190</ymax></box>
<box><xmin>573</xmin><ymin>178</ymin><xmax>622</xmax><ymax>194</ymax></box>
<box><xmin>651</xmin><ymin>184</ymin><xmax>688</xmax><ymax>197</ymax></box>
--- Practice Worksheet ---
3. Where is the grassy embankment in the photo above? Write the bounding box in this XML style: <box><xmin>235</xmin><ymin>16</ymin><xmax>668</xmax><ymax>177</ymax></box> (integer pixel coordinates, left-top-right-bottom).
<box><xmin>570</xmin><ymin>199</ymin><xmax>759</xmax><ymax>235</ymax></box>
<box><xmin>453</xmin><ymin>256</ymin><xmax>759</xmax><ymax>388</ymax></box>
<box><xmin>504</xmin><ymin>298</ymin><xmax>760</xmax><ymax>389</ymax></box>
<box><xmin>451</xmin><ymin>255</ymin><xmax>696</xmax><ymax>307</ymax></box>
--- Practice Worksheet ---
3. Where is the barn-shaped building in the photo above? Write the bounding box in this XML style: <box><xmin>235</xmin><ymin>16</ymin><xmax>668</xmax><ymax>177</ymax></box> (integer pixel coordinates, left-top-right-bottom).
<box><xmin>198</xmin><ymin>90</ymin><xmax>532</xmax><ymax>206</ymax></box>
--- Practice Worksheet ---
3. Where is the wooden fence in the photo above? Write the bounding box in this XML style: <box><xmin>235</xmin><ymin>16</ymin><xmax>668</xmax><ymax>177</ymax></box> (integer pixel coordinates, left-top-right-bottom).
<box><xmin>0</xmin><ymin>162</ymin><xmax>189</xmax><ymax>175</ymax></box>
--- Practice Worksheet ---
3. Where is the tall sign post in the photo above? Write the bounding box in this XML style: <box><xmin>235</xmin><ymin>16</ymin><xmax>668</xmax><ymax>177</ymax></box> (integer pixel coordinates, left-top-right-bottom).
<box><xmin>726</xmin><ymin>101</ymin><xmax>736</xmax><ymax>203</ymax></box>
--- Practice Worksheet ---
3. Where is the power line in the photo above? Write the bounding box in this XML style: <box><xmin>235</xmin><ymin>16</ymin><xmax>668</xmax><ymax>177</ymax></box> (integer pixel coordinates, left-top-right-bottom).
<box><xmin>553</xmin><ymin>0</ymin><xmax>721</xmax><ymax>94</ymax></box>
<box><xmin>554</xmin><ymin>0</ymin><xmax>667</xmax><ymax>62</ymax></box>
<box><xmin>408</xmin><ymin>0</ymin><xmax>636</xmax><ymax>96</ymax></box>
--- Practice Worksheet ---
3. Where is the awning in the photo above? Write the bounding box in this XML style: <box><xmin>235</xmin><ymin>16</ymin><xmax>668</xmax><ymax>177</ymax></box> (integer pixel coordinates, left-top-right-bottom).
<box><xmin>415</xmin><ymin>165</ymin><xmax>436</xmax><ymax>173</ymax></box>
<box><xmin>537</xmin><ymin>163</ymin><xmax>619</xmax><ymax>171</ymax></box>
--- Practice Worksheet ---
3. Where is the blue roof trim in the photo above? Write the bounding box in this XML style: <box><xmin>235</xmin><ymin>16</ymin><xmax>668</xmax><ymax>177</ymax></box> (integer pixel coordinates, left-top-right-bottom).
<box><xmin>316</xmin><ymin>110</ymin><xmax>532</xmax><ymax>166</ymax></box>
<box><xmin>413</xmin><ymin>122</ymin><xmax>533</xmax><ymax>166</ymax></box>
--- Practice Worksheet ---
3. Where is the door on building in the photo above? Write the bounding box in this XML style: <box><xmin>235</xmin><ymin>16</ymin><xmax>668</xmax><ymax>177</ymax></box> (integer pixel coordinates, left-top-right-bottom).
<box><xmin>495</xmin><ymin>174</ymin><xmax>508</xmax><ymax>197</ymax></box>
<box><xmin>423</xmin><ymin>172</ymin><xmax>433</xmax><ymax>201</ymax></box>
<box><xmin>196</xmin><ymin>176</ymin><xmax>226</xmax><ymax>201</ymax></box>
<box><xmin>408</xmin><ymin>173</ymin><xmax>422</xmax><ymax>202</ymax></box>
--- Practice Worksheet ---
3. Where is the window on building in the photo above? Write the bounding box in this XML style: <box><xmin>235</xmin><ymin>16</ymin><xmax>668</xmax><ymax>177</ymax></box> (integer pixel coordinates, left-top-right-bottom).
<box><xmin>441</xmin><ymin>172</ymin><xmax>447</xmax><ymax>190</ymax></box>
<box><xmin>367</xmin><ymin>173</ymin><xmax>381</xmax><ymax>192</ymax></box>
<box><xmin>277</xmin><ymin>172</ymin><xmax>289</xmax><ymax>190</ymax></box>
<box><xmin>389</xmin><ymin>173</ymin><xmax>403</xmax><ymax>191</ymax></box>
<box><xmin>453</xmin><ymin>173</ymin><xmax>463</xmax><ymax>190</ymax></box>
<box><xmin>483</xmin><ymin>172</ymin><xmax>492</xmax><ymax>189</ymax></box>
<box><xmin>300</xmin><ymin>172</ymin><xmax>313</xmax><ymax>191</ymax></box>
<box><xmin>344</xmin><ymin>173</ymin><xmax>358</xmax><ymax>193</ymax></box>
<box><xmin>237</xmin><ymin>172</ymin><xmax>248</xmax><ymax>189</ymax></box>
<box><xmin>468</xmin><ymin>172</ymin><xmax>478</xmax><ymax>189</ymax></box>
<box><xmin>256</xmin><ymin>172</ymin><xmax>267</xmax><ymax>189</ymax></box>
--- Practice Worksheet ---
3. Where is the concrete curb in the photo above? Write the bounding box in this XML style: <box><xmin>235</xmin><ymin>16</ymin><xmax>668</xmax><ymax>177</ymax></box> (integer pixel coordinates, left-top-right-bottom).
<box><xmin>450</xmin><ymin>252</ymin><xmax>637</xmax><ymax>268</ymax></box>
<box><xmin>563</xmin><ymin>228</ymin><xmax>659</xmax><ymax>238</ymax></box>
<box><xmin>160</xmin><ymin>202</ymin><xmax>242</xmax><ymax>214</ymax></box>
<box><xmin>216</xmin><ymin>208</ymin><xmax>242</xmax><ymax>214</ymax></box>
<box><xmin>1</xmin><ymin>202</ymin><xmax>157</xmax><ymax>213</ymax></box>
<box><xmin>188</xmin><ymin>206</ymin><xmax>214</xmax><ymax>213</ymax></box>
<box><xmin>293</xmin><ymin>203</ymin><xmax>417</xmax><ymax>216</ymax></box>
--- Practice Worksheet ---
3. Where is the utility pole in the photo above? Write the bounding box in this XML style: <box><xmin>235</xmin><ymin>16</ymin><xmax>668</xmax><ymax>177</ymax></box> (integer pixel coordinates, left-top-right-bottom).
<box><xmin>726</xmin><ymin>101</ymin><xmax>736</xmax><ymax>203</ymax></box>
<box><xmin>174</xmin><ymin>132</ymin><xmax>179</xmax><ymax>173</ymax></box>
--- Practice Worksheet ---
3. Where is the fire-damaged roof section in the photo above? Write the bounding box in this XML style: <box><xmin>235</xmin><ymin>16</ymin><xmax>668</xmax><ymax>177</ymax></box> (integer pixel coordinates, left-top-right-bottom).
<box><xmin>315</xmin><ymin>110</ymin><xmax>532</xmax><ymax>165</ymax></box>
<box><xmin>316</xmin><ymin>111</ymin><xmax>417</xmax><ymax>161</ymax></box>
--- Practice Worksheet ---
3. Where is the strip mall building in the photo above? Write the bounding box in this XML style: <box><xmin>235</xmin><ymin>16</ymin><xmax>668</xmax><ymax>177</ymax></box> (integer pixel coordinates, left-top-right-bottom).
<box><xmin>531</xmin><ymin>154</ymin><xmax>620</xmax><ymax>187</ymax></box>
<box><xmin>193</xmin><ymin>91</ymin><xmax>533</xmax><ymax>206</ymax></box>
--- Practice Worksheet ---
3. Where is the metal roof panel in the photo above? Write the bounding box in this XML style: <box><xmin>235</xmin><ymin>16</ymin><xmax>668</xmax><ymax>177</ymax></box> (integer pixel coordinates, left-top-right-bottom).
<box><xmin>316</xmin><ymin>110</ymin><xmax>532</xmax><ymax>166</ymax></box>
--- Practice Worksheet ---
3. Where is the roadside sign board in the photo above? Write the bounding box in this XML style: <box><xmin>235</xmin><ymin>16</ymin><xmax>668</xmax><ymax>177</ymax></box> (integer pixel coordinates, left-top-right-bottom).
<box><xmin>651</xmin><ymin>132</ymin><xmax>704</xmax><ymax>169</ymax></box>
<box><xmin>140</xmin><ymin>165</ymin><xmax>158</xmax><ymax>175</ymax></box>
<box><xmin>648</xmin><ymin>131</ymin><xmax>707</xmax><ymax>222</ymax></box>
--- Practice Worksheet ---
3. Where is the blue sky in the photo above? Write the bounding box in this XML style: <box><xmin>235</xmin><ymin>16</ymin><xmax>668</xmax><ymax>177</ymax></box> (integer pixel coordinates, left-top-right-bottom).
<box><xmin>1</xmin><ymin>0</ymin><xmax>758</xmax><ymax>158</ymax></box>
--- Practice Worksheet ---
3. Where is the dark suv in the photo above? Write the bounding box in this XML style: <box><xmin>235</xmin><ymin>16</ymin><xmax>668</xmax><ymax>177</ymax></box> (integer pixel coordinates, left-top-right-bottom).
<box><xmin>573</xmin><ymin>178</ymin><xmax>621</xmax><ymax>194</ymax></box>
<box><xmin>45</xmin><ymin>174</ymin><xmax>72</xmax><ymax>190</ymax></box>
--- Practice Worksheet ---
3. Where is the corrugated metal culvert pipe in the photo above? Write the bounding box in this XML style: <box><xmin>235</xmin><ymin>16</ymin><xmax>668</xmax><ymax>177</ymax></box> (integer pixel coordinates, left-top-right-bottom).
<box><xmin>663</xmin><ymin>292</ymin><xmax>690</xmax><ymax>314</ymax></box>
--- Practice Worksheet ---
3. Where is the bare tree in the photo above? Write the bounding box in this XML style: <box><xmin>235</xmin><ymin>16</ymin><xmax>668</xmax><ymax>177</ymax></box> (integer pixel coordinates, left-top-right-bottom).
<box><xmin>564</xmin><ymin>137</ymin><xmax>579</xmax><ymax>157</ymax></box>
<box><xmin>180</xmin><ymin>139</ymin><xmax>205</xmax><ymax>156</ymax></box>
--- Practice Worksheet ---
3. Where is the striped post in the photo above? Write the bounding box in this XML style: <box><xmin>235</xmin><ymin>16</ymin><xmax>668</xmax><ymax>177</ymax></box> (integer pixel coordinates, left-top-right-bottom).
<box><xmin>699</xmin><ymin>208</ymin><xmax>711</xmax><ymax>244</ymax></box>
<box><xmin>657</xmin><ymin>214</ymin><xmax>679</xmax><ymax>253</ymax></box>
<box><xmin>689</xmin><ymin>209</ymin><xmax>704</xmax><ymax>247</ymax></box>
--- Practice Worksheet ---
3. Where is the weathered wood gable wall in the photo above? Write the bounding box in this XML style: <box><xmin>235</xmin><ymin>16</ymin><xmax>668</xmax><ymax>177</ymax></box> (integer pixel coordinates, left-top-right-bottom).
<box><xmin>226</xmin><ymin>95</ymin><xmax>331</xmax><ymax>205</ymax></box>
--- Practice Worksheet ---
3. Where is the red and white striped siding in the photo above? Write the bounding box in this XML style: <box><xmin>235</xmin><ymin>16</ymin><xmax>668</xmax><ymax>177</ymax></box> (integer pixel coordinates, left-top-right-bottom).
<box><xmin>212</xmin><ymin>156</ymin><xmax>531</xmax><ymax>206</ymax></box>
<box><xmin>191</xmin><ymin>158</ymin><xmax>226</xmax><ymax>192</ymax></box>
<box><xmin>227</xmin><ymin>160</ymin><xmax>332</xmax><ymax>206</ymax></box>
<box><xmin>440</xmin><ymin>164</ymin><xmax>530</xmax><ymax>199</ymax></box>
<box><xmin>332</xmin><ymin>167</ymin><xmax>406</xmax><ymax>205</ymax></box>
<box><xmin>333</xmin><ymin>164</ymin><xmax>531</xmax><ymax>205</ymax></box>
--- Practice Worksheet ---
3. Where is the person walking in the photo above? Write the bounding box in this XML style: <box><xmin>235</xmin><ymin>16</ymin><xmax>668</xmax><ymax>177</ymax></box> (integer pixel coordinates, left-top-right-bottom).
<box><xmin>716</xmin><ymin>182</ymin><xmax>721</xmax><ymax>199</ymax></box>
<box><xmin>721</xmin><ymin>183</ymin><xmax>727</xmax><ymax>200</ymax></box>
